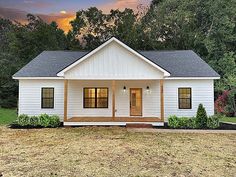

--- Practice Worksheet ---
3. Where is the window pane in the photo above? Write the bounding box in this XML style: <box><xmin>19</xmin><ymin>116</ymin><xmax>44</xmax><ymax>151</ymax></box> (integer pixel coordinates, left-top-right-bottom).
<box><xmin>42</xmin><ymin>98</ymin><xmax>53</xmax><ymax>108</ymax></box>
<box><xmin>84</xmin><ymin>88</ymin><xmax>108</xmax><ymax>108</ymax></box>
<box><xmin>42</xmin><ymin>88</ymin><xmax>53</xmax><ymax>98</ymax></box>
<box><xmin>84</xmin><ymin>98</ymin><xmax>96</xmax><ymax>108</ymax></box>
<box><xmin>43</xmin><ymin>89</ymin><xmax>49</xmax><ymax>97</ymax></box>
<box><xmin>84</xmin><ymin>88</ymin><xmax>95</xmax><ymax>98</ymax></box>
<box><xmin>97</xmin><ymin>98</ymin><xmax>108</xmax><ymax>108</ymax></box>
<box><xmin>179</xmin><ymin>88</ymin><xmax>191</xmax><ymax>109</ymax></box>
<box><xmin>97</xmin><ymin>88</ymin><xmax>108</xmax><ymax>98</ymax></box>
<box><xmin>42</xmin><ymin>88</ymin><xmax>54</xmax><ymax>108</ymax></box>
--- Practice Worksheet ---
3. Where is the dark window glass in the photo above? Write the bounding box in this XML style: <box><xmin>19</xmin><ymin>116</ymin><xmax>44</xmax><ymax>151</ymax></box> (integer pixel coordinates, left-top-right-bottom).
<box><xmin>178</xmin><ymin>88</ymin><xmax>191</xmax><ymax>109</ymax></box>
<box><xmin>84</xmin><ymin>88</ymin><xmax>108</xmax><ymax>108</ymax></box>
<box><xmin>41</xmin><ymin>88</ymin><xmax>54</xmax><ymax>108</ymax></box>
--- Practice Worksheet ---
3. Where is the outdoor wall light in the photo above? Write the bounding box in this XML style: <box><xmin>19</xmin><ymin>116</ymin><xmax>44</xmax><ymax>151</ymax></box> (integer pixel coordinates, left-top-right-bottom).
<box><xmin>146</xmin><ymin>86</ymin><xmax>150</xmax><ymax>93</ymax></box>
<box><xmin>123</xmin><ymin>86</ymin><xmax>126</xmax><ymax>92</ymax></box>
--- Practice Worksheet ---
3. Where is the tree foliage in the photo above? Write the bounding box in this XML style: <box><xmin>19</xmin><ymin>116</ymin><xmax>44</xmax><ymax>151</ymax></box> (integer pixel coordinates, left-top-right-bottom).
<box><xmin>0</xmin><ymin>15</ymin><xmax>68</xmax><ymax>108</ymax></box>
<box><xmin>0</xmin><ymin>0</ymin><xmax>235</xmax><ymax>110</ymax></box>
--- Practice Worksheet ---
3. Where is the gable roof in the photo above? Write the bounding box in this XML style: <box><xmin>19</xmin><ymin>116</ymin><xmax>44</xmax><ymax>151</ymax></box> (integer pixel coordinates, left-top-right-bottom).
<box><xmin>57</xmin><ymin>37</ymin><xmax>170</xmax><ymax>77</ymax></box>
<box><xmin>13</xmin><ymin>50</ymin><xmax>220</xmax><ymax>78</ymax></box>
<box><xmin>13</xmin><ymin>37</ymin><xmax>220</xmax><ymax>79</ymax></box>
<box><xmin>13</xmin><ymin>51</ymin><xmax>88</xmax><ymax>77</ymax></box>
<box><xmin>140</xmin><ymin>50</ymin><xmax>220</xmax><ymax>77</ymax></box>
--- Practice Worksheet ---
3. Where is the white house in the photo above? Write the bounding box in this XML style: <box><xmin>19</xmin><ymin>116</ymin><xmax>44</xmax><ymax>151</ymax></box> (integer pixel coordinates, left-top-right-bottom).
<box><xmin>13</xmin><ymin>37</ymin><xmax>220</xmax><ymax>126</ymax></box>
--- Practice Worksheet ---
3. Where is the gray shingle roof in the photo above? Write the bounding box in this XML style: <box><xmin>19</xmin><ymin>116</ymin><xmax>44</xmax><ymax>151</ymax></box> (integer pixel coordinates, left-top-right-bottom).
<box><xmin>13</xmin><ymin>50</ymin><xmax>220</xmax><ymax>78</ymax></box>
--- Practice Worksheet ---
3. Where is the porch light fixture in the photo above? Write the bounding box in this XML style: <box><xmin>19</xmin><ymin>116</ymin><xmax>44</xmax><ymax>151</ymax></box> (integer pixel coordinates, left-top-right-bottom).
<box><xmin>146</xmin><ymin>86</ymin><xmax>150</xmax><ymax>92</ymax></box>
<box><xmin>123</xmin><ymin>86</ymin><xmax>126</xmax><ymax>92</ymax></box>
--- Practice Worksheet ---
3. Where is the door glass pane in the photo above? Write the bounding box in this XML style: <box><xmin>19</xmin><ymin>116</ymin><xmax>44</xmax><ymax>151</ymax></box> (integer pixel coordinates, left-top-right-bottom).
<box><xmin>131</xmin><ymin>92</ymin><xmax>136</xmax><ymax>106</ymax></box>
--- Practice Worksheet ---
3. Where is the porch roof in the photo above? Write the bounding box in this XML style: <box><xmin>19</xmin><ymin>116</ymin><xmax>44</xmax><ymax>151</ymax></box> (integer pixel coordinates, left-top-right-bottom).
<box><xmin>13</xmin><ymin>50</ymin><xmax>220</xmax><ymax>78</ymax></box>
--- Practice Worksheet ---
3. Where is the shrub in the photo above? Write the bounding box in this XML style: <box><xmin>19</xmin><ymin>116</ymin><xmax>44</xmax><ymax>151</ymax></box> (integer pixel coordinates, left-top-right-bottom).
<box><xmin>14</xmin><ymin>114</ymin><xmax>61</xmax><ymax>128</ymax></box>
<box><xmin>39</xmin><ymin>114</ymin><xmax>51</xmax><ymax>127</ymax></box>
<box><xmin>207</xmin><ymin>115</ymin><xmax>220</xmax><ymax>129</ymax></box>
<box><xmin>168</xmin><ymin>116</ymin><xmax>195</xmax><ymax>129</ymax></box>
<box><xmin>17</xmin><ymin>114</ymin><xmax>30</xmax><ymax>126</ymax></box>
<box><xmin>196</xmin><ymin>104</ymin><xmax>208</xmax><ymax>128</ymax></box>
<box><xmin>178</xmin><ymin>117</ymin><xmax>190</xmax><ymax>129</ymax></box>
<box><xmin>215</xmin><ymin>89</ymin><xmax>236</xmax><ymax>117</ymax></box>
<box><xmin>168</xmin><ymin>115</ymin><xmax>179</xmax><ymax>128</ymax></box>
<box><xmin>29</xmin><ymin>116</ymin><xmax>40</xmax><ymax>127</ymax></box>
<box><xmin>39</xmin><ymin>114</ymin><xmax>60</xmax><ymax>128</ymax></box>
<box><xmin>48</xmin><ymin>115</ymin><xmax>61</xmax><ymax>128</ymax></box>
<box><xmin>186</xmin><ymin>117</ymin><xmax>197</xmax><ymax>129</ymax></box>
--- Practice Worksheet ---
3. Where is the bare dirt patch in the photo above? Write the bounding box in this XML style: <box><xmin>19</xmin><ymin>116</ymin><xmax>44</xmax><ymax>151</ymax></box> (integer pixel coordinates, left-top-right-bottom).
<box><xmin>0</xmin><ymin>126</ymin><xmax>235</xmax><ymax>177</ymax></box>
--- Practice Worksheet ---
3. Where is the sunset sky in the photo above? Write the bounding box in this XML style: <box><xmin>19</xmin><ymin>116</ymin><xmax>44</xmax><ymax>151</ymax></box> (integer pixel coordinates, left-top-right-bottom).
<box><xmin>0</xmin><ymin>0</ymin><xmax>151</xmax><ymax>32</ymax></box>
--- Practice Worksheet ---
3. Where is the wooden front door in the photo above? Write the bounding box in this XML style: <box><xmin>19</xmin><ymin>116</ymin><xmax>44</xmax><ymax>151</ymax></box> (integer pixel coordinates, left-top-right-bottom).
<box><xmin>130</xmin><ymin>88</ymin><xmax>142</xmax><ymax>116</ymax></box>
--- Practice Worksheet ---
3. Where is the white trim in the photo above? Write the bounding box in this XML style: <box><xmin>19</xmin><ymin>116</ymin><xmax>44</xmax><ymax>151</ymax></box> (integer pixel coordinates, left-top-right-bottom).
<box><xmin>63</xmin><ymin>122</ymin><xmax>164</xmax><ymax>126</ymax></box>
<box><xmin>164</xmin><ymin>77</ymin><xmax>220</xmax><ymax>80</ymax></box>
<box><xmin>57</xmin><ymin>37</ymin><xmax>170</xmax><ymax>77</ymax></box>
<box><xmin>13</xmin><ymin>76</ymin><xmax>220</xmax><ymax>80</ymax></box>
<box><xmin>13</xmin><ymin>77</ymin><xmax>63</xmax><ymax>80</ymax></box>
<box><xmin>64</xmin><ymin>77</ymin><xmax>163</xmax><ymax>80</ymax></box>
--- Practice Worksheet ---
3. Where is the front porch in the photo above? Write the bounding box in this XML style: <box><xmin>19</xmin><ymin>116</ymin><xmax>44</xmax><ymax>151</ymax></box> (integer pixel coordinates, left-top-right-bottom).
<box><xmin>63</xmin><ymin>79</ymin><xmax>165</xmax><ymax>126</ymax></box>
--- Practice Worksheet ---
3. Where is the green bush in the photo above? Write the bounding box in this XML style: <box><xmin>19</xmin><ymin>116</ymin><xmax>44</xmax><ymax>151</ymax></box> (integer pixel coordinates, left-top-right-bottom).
<box><xmin>168</xmin><ymin>116</ymin><xmax>195</xmax><ymax>129</ymax></box>
<box><xmin>17</xmin><ymin>114</ymin><xmax>30</xmax><ymax>126</ymax></box>
<box><xmin>39</xmin><ymin>114</ymin><xmax>61</xmax><ymax>128</ymax></box>
<box><xmin>48</xmin><ymin>115</ymin><xmax>61</xmax><ymax>128</ymax></box>
<box><xmin>196</xmin><ymin>104</ymin><xmax>208</xmax><ymax>128</ymax></box>
<box><xmin>29</xmin><ymin>116</ymin><xmax>40</xmax><ymax>127</ymax></box>
<box><xmin>178</xmin><ymin>117</ymin><xmax>190</xmax><ymax>128</ymax></box>
<box><xmin>168</xmin><ymin>115</ymin><xmax>179</xmax><ymax>128</ymax></box>
<box><xmin>14</xmin><ymin>114</ymin><xmax>60</xmax><ymax>128</ymax></box>
<box><xmin>39</xmin><ymin>114</ymin><xmax>51</xmax><ymax>127</ymax></box>
<box><xmin>207</xmin><ymin>115</ymin><xmax>220</xmax><ymax>129</ymax></box>
<box><xmin>187</xmin><ymin>117</ymin><xmax>198</xmax><ymax>129</ymax></box>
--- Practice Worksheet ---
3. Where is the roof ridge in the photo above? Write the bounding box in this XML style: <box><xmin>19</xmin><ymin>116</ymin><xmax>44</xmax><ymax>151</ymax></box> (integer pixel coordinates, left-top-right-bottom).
<box><xmin>43</xmin><ymin>50</ymin><xmax>89</xmax><ymax>52</ymax></box>
<box><xmin>138</xmin><ymin>50</ymin><xmax>194</xmax><ymax>52</ymax></box>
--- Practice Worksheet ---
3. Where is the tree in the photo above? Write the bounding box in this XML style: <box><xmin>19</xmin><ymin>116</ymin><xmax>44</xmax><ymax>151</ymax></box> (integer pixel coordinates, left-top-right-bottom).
<box><xmin>196</xmin><ymin>104</ymin><xmax>208</xmax><ymax>128</ymax></box>
<box><xmin>0</xmin><ymin>14</ymin><xmax>69</xmax><ymax>108</ymax></box>
<box><xmin>69</xmin><ymin>7</ymin><xmax>142</xmax><ymax>50</ymax></box>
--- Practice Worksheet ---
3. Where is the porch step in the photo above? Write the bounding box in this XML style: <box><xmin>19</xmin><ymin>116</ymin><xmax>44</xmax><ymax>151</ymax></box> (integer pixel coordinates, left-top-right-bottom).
<box><xmin>126</xmin><ymin>123</ymin><xmax>153</xmax><ymax>128</ymax></box>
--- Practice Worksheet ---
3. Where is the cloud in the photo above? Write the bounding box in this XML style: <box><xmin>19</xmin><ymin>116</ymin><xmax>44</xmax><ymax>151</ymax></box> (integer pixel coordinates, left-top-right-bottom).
<box><xmin>39</xmin><ymin>13</ymin><xmax>75</xmax><ymax>32</ymax></box>
<box><xmin>99</xmin><ymin>0</ymin><xmax>151</xmax><ymax>13</ymax></box>
<box><xmin>0</xmin><ymin>7</ymin><xmax>28</xmax><ymax>24</ymax></box>
<box><xmin>60</xmin><ymin>10</ymin><xmax>67</xmax><ymax>14</ymax></box>
<box><xmin>0</xmin><ymin>7</ymin><xmax>75</xmax><ymax>32</ymax></box>
<box><xmin>22</xmin><ymin>1</ymin><xmax>53</xmax><ymax>8</ymax></box>
<box><xmin>0</xmin><ymin>1</ymin><xmax>151</xmax><ymax>33</ymax></box>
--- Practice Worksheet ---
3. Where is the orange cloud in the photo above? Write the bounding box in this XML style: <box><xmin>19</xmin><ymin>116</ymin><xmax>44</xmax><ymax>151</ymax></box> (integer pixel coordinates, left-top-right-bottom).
<box><xmin>99</xmin><ymin>0</ymin><xmax>150</xmax><ymax>13</ymax></box>
<box><xmin>0</xmin><ymin>7</ymin><xmax>75</xmax><ymax>33</ymax></box>
<box><xmin>0</xmin><ymin>1</ymin><xmax>151</xmax><ymax>33</ymax></box>
<box><xmin>39</xmin><ymin>13</ymin><xmax>75</xmax><ymax>33</ymax></box>
<box><xmin>55</xmin><ymin>14</ymin><xmax>75</xmax><ymax>33</ymax></box>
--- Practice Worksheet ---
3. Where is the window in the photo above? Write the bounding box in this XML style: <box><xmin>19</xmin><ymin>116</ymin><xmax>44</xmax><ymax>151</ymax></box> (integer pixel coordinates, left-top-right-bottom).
<box><xmin>178</xmin><ymin>88</ymin><xmax>191</xmax><ymax>109</ymax></box>
<box><xmin>84</xmin><ymin>88</ymin><xmax>108</xmax><ymax>108</ymax></box>
<box><xmin>41</xmin><ymin>88</ymin><xmax>54</xmax><ymax>108</ymax></box>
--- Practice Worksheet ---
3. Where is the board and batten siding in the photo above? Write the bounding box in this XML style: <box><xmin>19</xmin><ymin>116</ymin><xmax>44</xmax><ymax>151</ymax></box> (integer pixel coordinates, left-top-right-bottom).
<box><xmin>164</xmin><ymin>79</ymin><xmax>214</xmax><ymax>120</ymax></box>
<box><xmin>18</xmin><ymin>79</ymin><xmax>64</xmax><ymax>121</ymax></box>
<box><xmin>64</xmin><ymin>41</ymin><xmax>164</xmax><ymax>80</ymax></box>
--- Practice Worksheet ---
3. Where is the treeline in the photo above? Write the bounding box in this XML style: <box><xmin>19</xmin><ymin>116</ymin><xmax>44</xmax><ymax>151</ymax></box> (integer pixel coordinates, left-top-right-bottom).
<box><xmin>0</xmin><ymin>0</ymin><xmax>235</xmax><ymax>115</ymax></box>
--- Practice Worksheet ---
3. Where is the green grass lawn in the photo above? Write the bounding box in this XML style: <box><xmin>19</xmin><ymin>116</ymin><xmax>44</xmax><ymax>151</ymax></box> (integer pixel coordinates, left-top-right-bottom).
<box><xmin>0</xmin><ymin>108</ymin><xmax>17</xmax><ymax>125</ymax></box>
<box><xmin>220</xmin><ymin>116</ymin><xmax>236</xmax><ymax>123</ymax></box>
